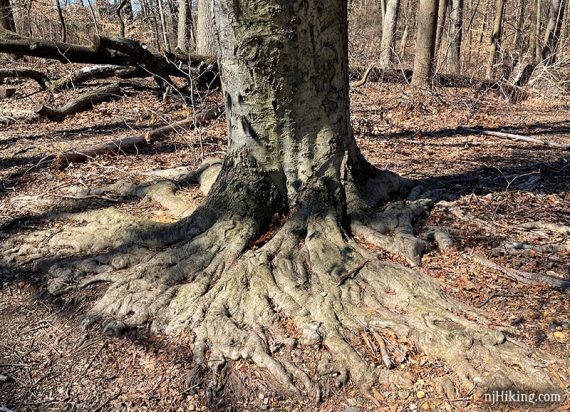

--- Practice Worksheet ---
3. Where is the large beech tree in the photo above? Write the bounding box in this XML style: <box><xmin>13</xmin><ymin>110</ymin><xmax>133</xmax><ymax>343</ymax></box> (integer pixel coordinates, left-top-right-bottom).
<box><xmin>2</xmin><ymin>0</ymin><xmax>564</xmax><ymax>401</ymax></box>
<box><xmin>412</xmin><ymin>0</ymin><xmax>439</xmax><ymax>86</ymax></box>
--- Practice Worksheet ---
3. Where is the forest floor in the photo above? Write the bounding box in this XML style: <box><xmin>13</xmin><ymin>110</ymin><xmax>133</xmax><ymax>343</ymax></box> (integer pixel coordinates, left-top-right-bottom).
<box><xmin>0</xmin><ymin>63</ymin><xmax>569</xmax><ymax>411</ymax></box>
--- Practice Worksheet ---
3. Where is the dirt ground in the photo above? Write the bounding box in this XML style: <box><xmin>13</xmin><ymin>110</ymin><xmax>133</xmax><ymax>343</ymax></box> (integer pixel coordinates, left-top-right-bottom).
<box><xmin>0</xmin><ymin>63</ymin><xmax>569</xmax><ymax>411</ymax></box>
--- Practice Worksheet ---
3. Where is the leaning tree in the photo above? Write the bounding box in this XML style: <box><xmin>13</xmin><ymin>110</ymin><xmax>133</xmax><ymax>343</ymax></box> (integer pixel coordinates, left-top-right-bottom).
<box><xmin>2</xmin><ymin>0</ymin><xmax>566</xmax><ymax>402</ymax></box>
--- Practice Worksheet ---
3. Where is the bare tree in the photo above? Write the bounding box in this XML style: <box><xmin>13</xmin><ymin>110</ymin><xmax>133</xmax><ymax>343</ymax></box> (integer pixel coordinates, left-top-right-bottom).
<box><xmin>542</xmin><ymin>0</ymin><xmax>567</xmax><ymax>64</ymax></box>
<box><xmin>435</xmin><ymin>0</ymin><xmax>448</xmax><ymax>53</ymax></box>
<box><xmin>177</xmin><ymin>0</ymin><xmax>195</xmax><ymax>52</ymax></box>
<box><xmin>448</xmin><ymin>0</ymin><xmax>464</xmax><ymax>74</ymax></box>
<box><xmin>158</xmin><ymin>0</ymin><xmax>172</xmax><ymax>52</ymax></box>
<box><xmin>197</xmin><ymin>0</ymin><xmax>219</xmax><ymax>56</ymax></box>
<box><xmin>529</xmin><ymin>0</ymin><xmax>541</xmax><ymax>63</ymax></box>
<box><xmin>379</xmin><ymin>0</ymin><xmax>400</xmax><ymax>67</ymax></box>
<box><xmin>486</xmin><ymin>0</ymin><xmax>505</xmax><ymax>78</ymax></box>
<box><xmin>412</xmin><ymin>0</ymin><xmax>439</xmax><ymax>87</ymax></box>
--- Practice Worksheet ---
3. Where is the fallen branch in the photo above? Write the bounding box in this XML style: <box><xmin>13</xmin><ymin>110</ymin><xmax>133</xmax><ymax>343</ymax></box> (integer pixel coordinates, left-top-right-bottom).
<box><xmin>50</xmin><ymin>65</ymin><xmax>124</xmax><ymax>91</ymax></box>
<box><xmin>53</xmin><ymin>105</ymin><xmax>223</xmax><ymax>169</ymax></box>
<box><xmin>349</xmin><ymin>67</ymin><xmax>526</xmax><ymax>101</ymax></box>
<box><xmin>0</xmin><ymin>28</ymin><xmax>217</xmax><ymax>89</ymax></box>
<box><xmin>0</xmin><ymin>67</ymin><xmax>51</xmax><ymax>89</ymax></box>
<box><xmin>471</xmin><ymin>252</ymin><xmax>570</xmax><ymax>291</ymax></box>
<box><xmin>351</xmin><ymin>63</ymin><xmax>375</xmax><ymax>88</ymax></box>
<box><xmin>492</xmin><ymin>241</ymin><xmax>570</xmax><ymax>256</ymax></box>
<box><xmin>520</xmin><ymin>221</ymin><xmax>570</xmax><ymax>235</ymax></box>
<box><xmin>35</xmin><ymin>83</ymin><xmax>122</xmax><ymax>120</ymax></box>
<box><xmin>461</xmin><ymin>127</ymin><xmax>570</xmax><ymax>150</ymax></box>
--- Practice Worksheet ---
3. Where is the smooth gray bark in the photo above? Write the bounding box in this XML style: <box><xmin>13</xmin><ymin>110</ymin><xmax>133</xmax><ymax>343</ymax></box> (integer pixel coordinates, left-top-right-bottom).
<box><xmin>177</xmin><ymin>0</ymin><xmax>194</xmax><ymax>51</ymax></box>
<box><xmin>197</xmin><ymin>0</ymin><xmax>219</xmax><ymax>57</ymax></box>
<box><xmin>449</xmin><ymin>0</ymin><xmax>463</xmax><ymax>74</ymax></box>
<box><xmin>379</xmin><ymin>0</ymin><xmax>401</xmax><ymax>67</ymax></box>
<box><xmin>486</xmin><ymin>0</ymin><xmax>505</xmax><ymax>78</ymax></box>
<box><xmin>435</xmin><ymin>0</ymin><xmax>448</xmax><ymax>54</ymax></box>
<box><xmin>412</xmin><ymin>0</ymin><xmax>440</xmax><ymax>87</ymax></box>
<box><xmin>542</xmin><ymin>0</ymin><xmax>567</xmax><ymax>64</ymax></box>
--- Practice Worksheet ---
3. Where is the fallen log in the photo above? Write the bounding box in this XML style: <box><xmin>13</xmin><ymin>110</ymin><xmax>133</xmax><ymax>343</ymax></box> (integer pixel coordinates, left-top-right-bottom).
<box><xmin>53</xmin><ymin>105</ymin><xmax>223</xmax><ymax>169</ymax></box>
<box><xmin>50</xmin><ymin>65</ymin><xmax>123</xmax><ymax>91</ymax></box>
<box><xmin>461</xmin><ymin>127</ymin><xmax>570</xmax><ymax>150</ymax></box>
<box><xmin>349</xmin><ymin>66</ymin><xmax>526</xmax><ymax>101</ymax></box>
<box><xmin>0</xmin><ymin>28</ymin><xmax>217</xmax><ymax>89</ymax></box>
<box><xmin>35</xmin><ymin>83</ymin><xmax>122</xmax><ymax>120</ymax></box>
<box><xmin>0</xmin><ymin>67</ymin><xmax>51</xmax><ymax>89</ymax></box>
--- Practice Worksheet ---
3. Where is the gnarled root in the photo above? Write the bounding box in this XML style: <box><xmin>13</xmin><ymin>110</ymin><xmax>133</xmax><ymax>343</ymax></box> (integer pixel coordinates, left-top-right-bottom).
<box><xmin>18</xmin><ymin>210</ymin><xmax>565</xmax><ymax>402</ymax></box>
<box><xmin>1</xmin><ymin>170</ymin><xmax>567</xmax><ymax>404</ymax></box>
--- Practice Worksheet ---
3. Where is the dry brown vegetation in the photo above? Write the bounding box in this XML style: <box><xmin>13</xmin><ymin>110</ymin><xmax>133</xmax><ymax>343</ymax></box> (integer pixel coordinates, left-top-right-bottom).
<box><xmin>1</xmin><ymin>60</ymin><xmax>569</xmax><ymax>410</ymax></box>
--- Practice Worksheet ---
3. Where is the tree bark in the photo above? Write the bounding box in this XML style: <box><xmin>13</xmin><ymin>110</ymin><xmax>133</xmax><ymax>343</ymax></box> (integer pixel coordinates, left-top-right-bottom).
<box><xmin>529</xmin><ymin>0</ymin><xmax>538</xmax><ymax>62</ymax></box>
<box><xmin>196</xmin><ymin>0</ymin><xmax>219</xmax><ymax>57</ymax></box>
<box><xmin>448</xmin><ymin>0</ymin><xmax>464</xmax><ymax>74</ymax></box>
<box><xmin>157</xmin><ymin>0</ymin><xmax>172</xmax><ymax>52</ymax></box>
<box><xmin>542</xmin><ymin>0</ymin><xmax>567</xmax><ymax>64</ymax></box>
<box><xmin>0</xmin><ymin>29</ymin><xmax>216</xmax><ymax>89</ymax></box>
<box><xmin>379</xmin><ymin>0</ymin><xmax>400</xmax><ymax>68</ymax></box>
<box><xmin>412</xmin><ymin>0</ymin><xmax>439</xmax><ymax>87</ymax></box>
<box><xmin>435</xmin><ymin>0</ymin><xmax>448</xmax><ymax>54</ymax></box>
<box><xmin>0</xmin><ymin>67</ymin><xmax>50</xmax><ymax>88</ymax></box>
<box><xmin>211</xmin><ymin>0</ymin><xmax>360</xmax><ymax>213</ymax></box>
<box><xmin>117</xmin><ymin>0</ymin><xmax>129</xmax><ymax>37</ymax></box>
<box><xmin>55</xmin><ymin>0</ymin><xmax>67</xmax><ymax>42</ymax></box>
<box><xmin>512</xmin><ymin>0</ymin><xmax>525</xmax><ymax>53</ymax></box>
<box><xmin>35</xmin><ymin>83</ymin><xmax>122</xmax><ymax>120</ymax></box>
<box><xmin>176</xmin><ymin>0</ymin><xmax>194</xmax><ymax>52</ymax></box>
<box><xmin>486</xmin><ymin>0</ymin><xmax>505</xmax><ymax>78</ymax></box>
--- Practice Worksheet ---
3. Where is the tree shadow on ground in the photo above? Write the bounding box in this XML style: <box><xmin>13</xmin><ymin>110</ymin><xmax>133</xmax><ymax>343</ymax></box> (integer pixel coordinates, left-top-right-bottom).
<box><xmin>0</xmin><ymin>151</ymin><xmax>569</xmax><ymax>410</ymax></box>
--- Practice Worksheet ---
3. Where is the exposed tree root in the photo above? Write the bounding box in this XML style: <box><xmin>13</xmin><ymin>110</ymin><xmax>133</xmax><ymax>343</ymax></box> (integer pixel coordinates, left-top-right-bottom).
<box><xmin>1</xmin><ymin>170</ymin><xmax>567</xmax><ymax>404</ymax></box>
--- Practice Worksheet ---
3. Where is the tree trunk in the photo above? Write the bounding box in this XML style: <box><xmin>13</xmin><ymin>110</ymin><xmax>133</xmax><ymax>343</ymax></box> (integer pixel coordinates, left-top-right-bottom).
<box><xmin>196</xmin><ymin>0</ymin><xmax>219</xmax><ymax>56</ymax></box>
<box><xmin>117</xmin><ymin>0</ymin><xmax>129</xmax><ymax>37</ymax></box>
<box><xmin>512</xmin><ymin>0</ymin><xmax>525</xmax><ymax>53</ymax></box>
<box><xmin>0</xmin><ymin>0</ymin><xmax>16</xmax><ymax>31</ymax></box>
<box><xmin>412</xmin><ymin>0</ymin><xmax>439</xmax><ymax>87</ymax></box>
<box><xmin>157</xmin><ymin>0</ymin><xmax>172</xmax><ymax>52</ymax></box>
<box><xmin>435</xmin><ymin>0</ymin><xmax>448</xmax><ymax>54</ymax></box>
<box><xmin>529</xmin><ymin>0</ymin><xmax>538</xmax><ymax>62</ymax></box>
<box><xmin>486</xmin><ymin>0</ymin><xmax>505</xmax><ymax>78</ymax></box>
<box><xmin>55</xmin><ymin>0</ymin><xmax>67</xmax><ymax>42</ymax></box>
<box><xmin>448</xmin><ymin>0</ymin><xmax>464</xmax><ymax>74</ymax></box>
<box><xmin>2</xmin><ymin>0</ymin><xmax>564</xmax><ymax>402</ymax></box>
<box><xmin>542</xmin><ymin>0</ymin><xmax>567</xmax><ymax>64</ymax></box>
<box><xmin>212</xmin><ymin>0</ymin><xmax>359</xmax><ymax>213</ymax></box>
<box><xmin>379</xmin><ymin>0</ymin><xmax>400</xmax><ymax>67</ymax></box>
<box><xmin>176</xmin><ymin>0</ymin><xmax>194</xmax><ymax>52</ymax></box>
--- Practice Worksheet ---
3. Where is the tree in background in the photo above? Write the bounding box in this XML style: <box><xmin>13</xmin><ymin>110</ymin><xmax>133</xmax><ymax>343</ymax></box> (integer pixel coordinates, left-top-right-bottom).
<box><xmin>542</xmin><ymin>0</ymin><xmax>567</xmax><ymax>64</ymax></box>
<box><xmin>486</xmin><ymin>0</ymin><xmax>505</xmax><ymax>78</ymax></box>
<box><xmin>435</xmin><ymin>0</ymin><xmax>448</xmax><ymax>55</ymax></box>
<box><xmin>177</xmin><ymin>0</ymin><xmax>195</xmax><ymax>52</ymax></box>
<box><xmin>379</xmin><ymin>0</ymin><xmax>400</xmax><ymax>67</ymax></box>
<box><xmin>448</xmin><ymin>0</ymin><xmax>463</xmax><ymax>74</ymax></box>
<box><xmin>197</xmin><ymin>0</ymin><xmax>219</xmax><ymax>56</ymax></box>
<box><xmin>412</xmin><ymin>0</ymin><xmax>439</xmax><ymax>87</ymax></box>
